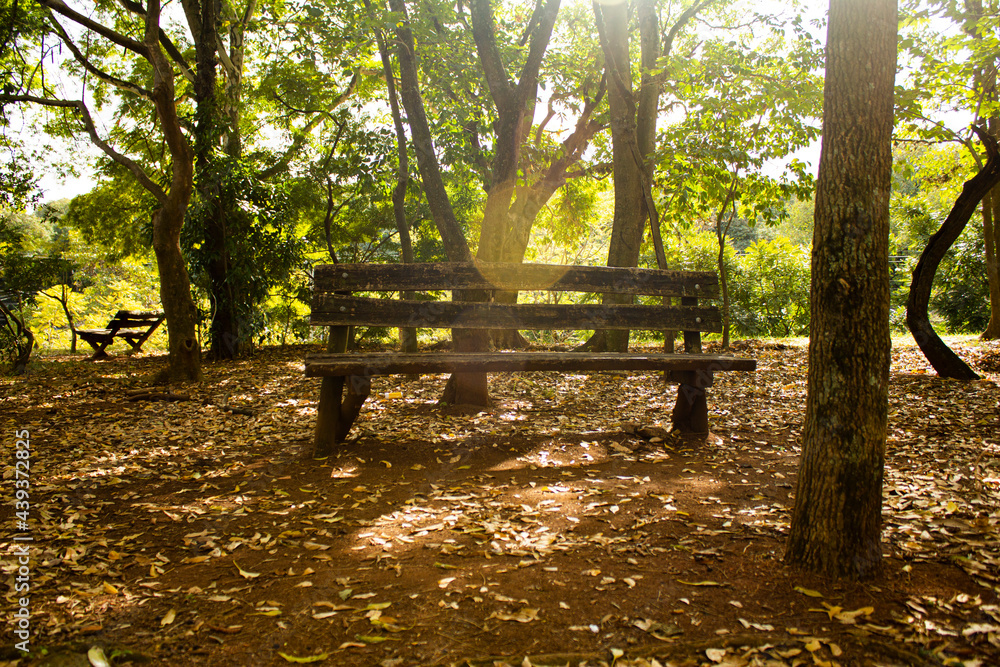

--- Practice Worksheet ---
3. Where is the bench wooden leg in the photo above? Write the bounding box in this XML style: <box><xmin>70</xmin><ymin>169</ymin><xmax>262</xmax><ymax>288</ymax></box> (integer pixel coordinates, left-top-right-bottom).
<box><xmin>339</xmin><ymin>375</ymin><xmax>372</xmax><ymax>439</ymax></box>
<box><xmin>86</xmin><ymin>342</ymin><xmax>112</xmax><ymax>360</ymax></box>
<box><xmin>669</xmin><ymin>369</ymin><xmax>713</xmax><ymax>434</ymax></box>
<box><xmin>313</xmin><ymin>375</ymin><xmax>372</xmax><ymax>460</ymax></box>
<box><xmin>671</xmin><ymin>383</ymin><xmax>709</xmax><ymax>433</ymax></box>
<box><xmin>120</xmin><ymin>327</ymin><xmax>159</xmax><ymax>354</ymax></box>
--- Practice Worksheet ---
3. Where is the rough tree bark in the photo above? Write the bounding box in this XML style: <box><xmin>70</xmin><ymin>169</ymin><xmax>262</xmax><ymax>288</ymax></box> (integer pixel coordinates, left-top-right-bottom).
<box><xmin>146</xmin><ymin>1</ymin><xmax>202</xmax><ymax>383</ymax></box>
<box><xmin>183</xmin><ymin>0</ymin><xmax>240</xmax><ymax>360</ymax></box>
<box><xmin>906</xmin><ymin>126</ymin><xmax>1000</xmax><ymax>380</ymax></box>
<box><xmin>784</xmin><ymin>0</ymin><xmax>896</xmax><ymax>579</ymax></box>
<box><xmin>31</xmin><ymin>0</ymin><xmax>202</xmax><ymax>382</ymax></box>
<box><xmin>584</xmin><ymin>0</ymin><xmax>709</xmax><ymax>353</ymax></box>
<box><xmin>590</xmin><ymin>0</ymin><xmax>646</xmax><ymax>353</ymax></box>
<box><xmin>371</xmin><ymin>18</ymin><xmax>417</xmax><ymax>354</ymax></box>
<box><xmin>965</xmin><ymin>0</ymin><xmax>1000</xmax><ymax>340</ymax></box>
<box><xmin>181</xmin><ymin>0</ymin><xmax>259</xmax><ymax>360</ymax></box>
<box><xmin>388</xmin><ymin>0</ymin><xmax>489</xmax><ymax>406</ymax></box>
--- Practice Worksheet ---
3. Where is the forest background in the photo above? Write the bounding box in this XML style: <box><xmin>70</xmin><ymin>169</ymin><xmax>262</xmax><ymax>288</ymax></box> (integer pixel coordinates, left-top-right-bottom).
<box><xmin>0</xmin><ymin>0</ymin><xmax>997</xmax><ymax>373</ymax></box>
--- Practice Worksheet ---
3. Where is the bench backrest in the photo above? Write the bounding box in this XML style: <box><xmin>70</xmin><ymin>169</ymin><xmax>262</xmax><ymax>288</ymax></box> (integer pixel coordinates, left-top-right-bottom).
<box><xmin>108</xmin><ymin>310</ymin><xmax>165</xmax><ymax>330</ymax></box>
<box><xmin>311</xmin><ymin>263</ymin><xmax>720</xmax><ymax>335</ymax></box>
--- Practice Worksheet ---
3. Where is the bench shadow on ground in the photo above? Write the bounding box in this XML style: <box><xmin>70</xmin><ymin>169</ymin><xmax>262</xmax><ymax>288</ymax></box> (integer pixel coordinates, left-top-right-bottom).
<box><xmin>120</xmin><ymin>424</ymin><xmax>803</xmax><ymax>665</ymax></box>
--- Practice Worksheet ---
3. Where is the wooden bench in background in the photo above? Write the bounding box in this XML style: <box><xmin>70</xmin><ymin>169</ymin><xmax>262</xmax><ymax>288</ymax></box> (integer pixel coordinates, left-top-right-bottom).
<box><xmin>76</xmin><ymin>310</ymin><xmax>165</xmax><ymax>359</ymax></box>
<box><xmin>305</xmin><ymin>262</ymin><xmax>757</xmax><ymax>459</ymax></box>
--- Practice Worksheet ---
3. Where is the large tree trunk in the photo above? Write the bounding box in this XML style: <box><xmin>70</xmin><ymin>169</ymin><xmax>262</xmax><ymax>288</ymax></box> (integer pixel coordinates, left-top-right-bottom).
<box><xmin>389</xmin><ymin>0</ymin><xmax>472</xmax><ymax>262</ymax></box>
<box><xmin>637</xmin><ymin>0</ymin><xmax>675</xmax><ymax>353</ymax></box>
<box><xmin>148</xmin><ymin>0</ymin><xmax>202</xmax><ymax>383</ymax></box>
<box><xmin>471</xmin><ymin>0</ymin><xmax>560</xmax><ymax>351</ymax></box>
<box><xmin>982</xmin><ymin>123</ymin><xmax>1000</xmax><ymax>340</ymax></box>
<box><xmin>389</xmin><ymin>0</ymin><xmax>487</xmax><ymax>405</ymax></box>
<box><xmin>185</xmin><ymin>0</ymin><xmax>248</xmax><ymax>360</ymax></box>
<box><xmin>965</xmin><ymin>0</ymin><xmax>1000</xmax><ymax>340</ymax></box>
<box><xmin>484</xmin><ymin>79</ymin><xmax>607</xmax><ymax>350</ymax></box>
<box><xmin>589</xmin><ymin>0</ymin><xmax>645</xmax><ymax>353</ymax></box>
<box><xmin>584</xmin><ymin>0</ymin><xmax>708</xmax><ymax>354</ymax></box>
<box><xmin>374</xmin><ymin>24</ymin><xmax>418</xmax><ymax>354</ymax></box>
<box><xmin>153</xmin><ymin>204</ymin><xmax>203</xmax><ymax>383</ymax></box>
<box><xmin>906</xmin><ymin>127</ymin><xmax>1000</xmax><ymax>380</ymax></box>
<box><xmin>784</xmin><ymin>0</ymin><xmax>896</xmax><ymax>579</ymax></box>
<box><xmin>472</xmin><ymin>0</ymin><xmax>560</xmax><ymax>265</ymax></box>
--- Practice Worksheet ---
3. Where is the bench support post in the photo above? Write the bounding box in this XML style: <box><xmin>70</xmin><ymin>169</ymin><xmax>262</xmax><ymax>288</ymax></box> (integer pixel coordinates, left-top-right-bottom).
<box><xmin>89</xmin><ymin>343</ymin><xmax>113</xmax><ymax>360</ymax></box>
<box><xmin>314</xmin><ymin>376</ymin><xmax>344</xmax><ymax>459</ymax></box>
<box><xmin>670</xmin><ymin>369</ymin><xmax>713</xmax><ymax>434</ymax></box>
<box><xmin>313</xmin><ymin>375</ymin><xmax>372</xmax><ymax>459</ymax></box>
<box><xmin>313</xmin><ymin>324</ymin><xmax>374</xmax><ymax>459</ymax></box>
<box><xmin>669</xmin><ymin>296</ymin><xmax>710</xmax><ymax>433</ymax></box>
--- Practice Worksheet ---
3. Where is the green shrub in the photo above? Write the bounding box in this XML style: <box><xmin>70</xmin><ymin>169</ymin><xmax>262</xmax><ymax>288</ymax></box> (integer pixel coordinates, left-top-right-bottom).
<box><xmin>667</xmin><ymin>231</ymin><xmax>810</xmax><ymax>339</ymax></box>
<box><xmin>931</xmin><ymin>222</ymin><xmax>989</xmax><ymax>333</ymax></box>
<box><xmin>731</xmin><ymin>237</ymin><xmax>811</xmax><ymax>337</ymax></box>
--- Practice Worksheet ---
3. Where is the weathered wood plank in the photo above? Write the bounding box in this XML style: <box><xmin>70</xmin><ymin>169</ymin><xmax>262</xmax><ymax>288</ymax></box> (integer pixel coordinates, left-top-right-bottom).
<box><xmin>314</xmin><ymin>262</ymin><xmax>719</xmax><ymax>298</ymax></box>
<box><xmin>311</xmin><ymin>295</ymin><xmax>722</xmax><ymax>332</ymax></box>
<box><xmin>304</xmin><ymin>352</ymin><xmax>757</xmax><ymax>377</ymax></box>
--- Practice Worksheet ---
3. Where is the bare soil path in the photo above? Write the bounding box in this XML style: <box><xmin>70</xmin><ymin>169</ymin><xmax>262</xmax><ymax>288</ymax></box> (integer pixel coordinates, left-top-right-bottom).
<box><xmin>1</xmin><ymin>339</ymin><xmax>998</xmax><ymax>667</ymax></box>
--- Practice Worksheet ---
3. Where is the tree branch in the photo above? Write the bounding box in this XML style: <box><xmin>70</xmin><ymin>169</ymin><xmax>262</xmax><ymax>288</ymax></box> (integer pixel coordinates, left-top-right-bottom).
<box><xmin>1</xmin><ymin>0</ymin><xmax>18</xmax><ymax>58</ymax></box>
<box><xmin>471</xmin><ymin>0</ymin><xmax>559</xmax><ymax>114</ymax></box>
<box><xmin>513</xmin><ymin>0</ymin><xmax>560</xmax><ymax>103</ymax></box>
<box><xmin>0</xmin><ymin>93</ymin><xmax>168</xmax><ymax>202</ymax></box>
<box><xmin>47</xmin><ymin>16</ymin><xmax>153</xmax><ymax>100</ymax></box>
<box><xmin>216</xmin><ymin>32</ymin><xmax>237</xmax><ymax>79</ymax></box>
<box><xmin>654</xmin><ymin>0</ymin><xmax>716</xmax><ymax>86</ymax></box>
<box><xmin>258</xmin><ymin>71</ymin><xmax>360</xmax><ymax>181</ymax></box>
<box><xmin>906</xmin><ymin>125</ymin><xmax>999</xmax><ymax>380</ymax></box>
<box><xmin>37</xmin><ymin>0</ymin><xmax>149</xmax><ymax>57</ymax></box>
<box><xmin>114</xmin><ymin>0</ymin><xmax>195</xmax><ymax>82</ymax></box>
<box><xmin>907</xmin><ymin>110</ymin><xmax>985</xmax><ymax>168</ymax></box>
<box><xmin>470</xmin><ymin>0</ymin><xmax>515</xmax><ymax>109</ymax></box>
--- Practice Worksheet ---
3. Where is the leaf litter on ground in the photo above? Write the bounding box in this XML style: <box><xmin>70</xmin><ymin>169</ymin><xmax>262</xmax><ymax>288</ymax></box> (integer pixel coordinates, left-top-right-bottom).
<box><xmin>0</xmin><ymin>339</ymin><xmax>997</xmax><ymax>666</ymax></box>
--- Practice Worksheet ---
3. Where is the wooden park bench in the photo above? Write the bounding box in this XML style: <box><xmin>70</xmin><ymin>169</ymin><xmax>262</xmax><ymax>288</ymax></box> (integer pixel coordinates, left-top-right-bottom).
<box><xmin>305</xmin><ymin>262</ymin><xmax>757</xmax><ymax>459</ymax></box>
<box><xmin>76</xmin><ymin>310</ymin><xmax>165</xmax><ymax>359</ymax></box>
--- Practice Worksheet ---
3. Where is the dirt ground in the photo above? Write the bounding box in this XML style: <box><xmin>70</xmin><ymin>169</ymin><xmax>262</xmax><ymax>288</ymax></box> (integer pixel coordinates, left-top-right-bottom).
<box><xmin>1</xmin><ymin>338</ymin><xmax>999</xmax><ymax>667</ymax></box>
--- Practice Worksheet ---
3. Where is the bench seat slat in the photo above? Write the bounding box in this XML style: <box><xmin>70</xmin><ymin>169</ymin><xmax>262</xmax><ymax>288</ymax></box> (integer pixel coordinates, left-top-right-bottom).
<box><xmin>315</xmin><ymin>263</ymin><xmax>719</xmax><ymax>298</ymax></box>
<box><xmin>311</xmin><ymin>295</ymin><xmax>722</xmax><ymax>332</ymax></box>
<box><xmin>304</xmin><ymin>352</ymin><xmax>756</xmax><ymax>377</ymax></box>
